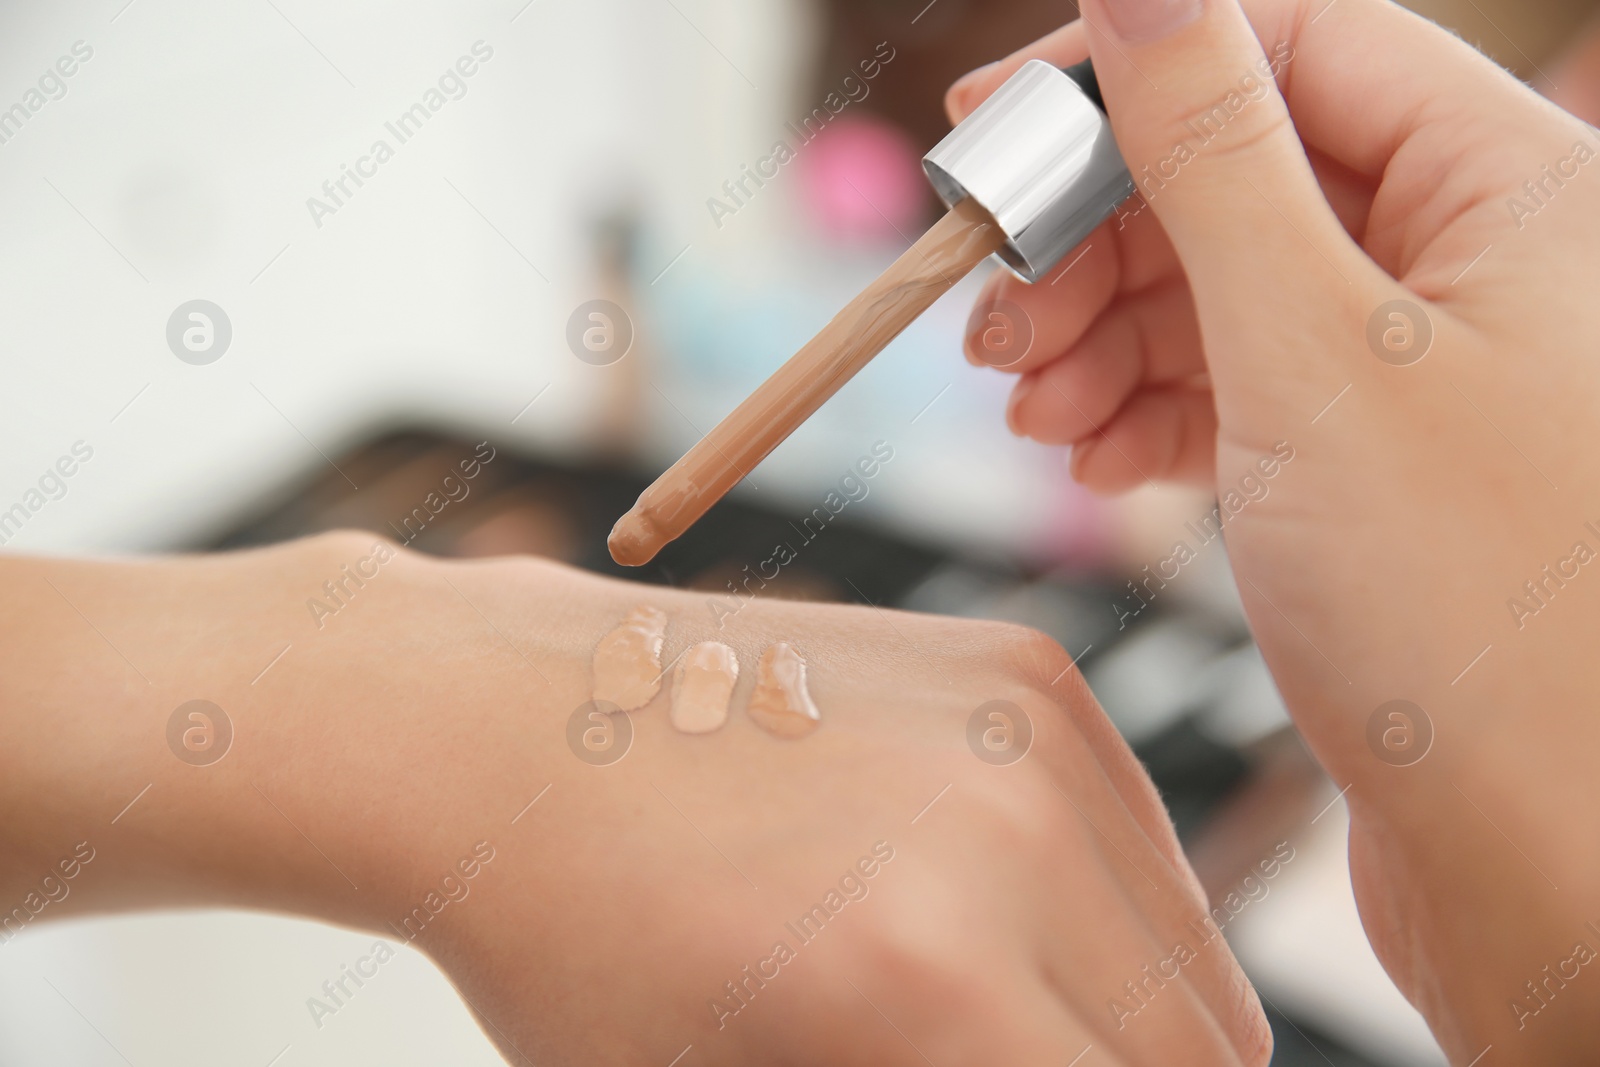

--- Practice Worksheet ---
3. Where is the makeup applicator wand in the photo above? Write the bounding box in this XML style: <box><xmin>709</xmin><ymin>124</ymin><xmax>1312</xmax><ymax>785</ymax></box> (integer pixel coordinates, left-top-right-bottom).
<box><xmin>609</xmin><ymin>59</ymin><xmax>1137</xmax><ymax>566</ymax></box>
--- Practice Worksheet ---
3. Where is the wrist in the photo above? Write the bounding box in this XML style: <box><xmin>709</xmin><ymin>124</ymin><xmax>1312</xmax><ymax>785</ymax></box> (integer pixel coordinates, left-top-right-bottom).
<box><xmin>0</xmin><ymin>537</ymin><xmax>574</xmax><ymax>945</ymax></box>
<box><xmin>0</xmin><ymin>545</ymin><xmax>354</xmax><ymax>932</ymax></box>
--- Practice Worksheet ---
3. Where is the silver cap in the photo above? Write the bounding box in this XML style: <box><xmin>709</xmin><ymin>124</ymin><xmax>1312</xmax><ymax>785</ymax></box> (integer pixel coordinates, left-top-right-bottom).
<box><xmin>923</xmin><ymin>59</ymin><xmax>1134</xmax><ymax>283</ymax></box>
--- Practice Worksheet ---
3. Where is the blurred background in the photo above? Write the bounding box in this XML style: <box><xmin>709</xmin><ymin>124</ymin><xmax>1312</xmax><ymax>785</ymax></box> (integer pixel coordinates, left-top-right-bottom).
<box><xmin>2</xmin><ymin>0</ymin><xmax>1597</xmax><ymax>1063</ymax></box>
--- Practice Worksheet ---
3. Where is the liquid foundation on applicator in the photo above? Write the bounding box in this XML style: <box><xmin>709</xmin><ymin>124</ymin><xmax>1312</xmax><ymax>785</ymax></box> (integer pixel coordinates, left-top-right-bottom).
<box><xmin>747</xmin><ymin>643</ymin><xmax>821</xmax><ymax>739</ymax></box>
<box><xmin>608</xmin><ymin>198</ymin><xmax>1003</xmax><ymax>567</ymax></box>
<box><xmin>610</xmin><ymin>59</ymin><xmax>1134</xmax><ymax>566</ymax></box>
<box><xmin>671</xmin><ymin>641</ymin><xmax>739</xmax><ymax>734</ymax></box>
<box><xmin>592</xmin><ymin>605</ymin><xmax>668</xmax><ymax>711</ymax></box>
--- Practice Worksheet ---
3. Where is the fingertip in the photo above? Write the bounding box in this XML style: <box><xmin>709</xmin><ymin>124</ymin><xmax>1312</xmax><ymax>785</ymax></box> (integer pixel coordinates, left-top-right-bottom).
<box><xmin>944</xmin><ymin>61</ymin><xmax>999</xmax><ymax>125</ymax></box>
<box><xmin>964</xmin><ymin>273</ymin><xmax>1024</xmax><ymax>369</ymax></box>
<box><xmin>1069</xmin><ymin>388</ymin><xmax>1218</xmax><ymax>491</ymax></box>
<box><xmin>1066</xmin><ymin>439</ymin><xmax>1095</xmax><ymax>484</ymax></box>
<box><xmin>942</xmin><ymin>90</ymin><xmax>963</xmax><ymax>128</ymax></box>
<box><xmin>1069</xmin><ymin>438</ymin><xmax>1143</xmax><ymax>495</ymax></box>
<box><xmin>1006</xmin><ymin>374</ymin><xmax>1038</xmax><ymax>435</ymax></box>
<box><xmin>963</xmin><ymin>292</ymin><xmax>992</xmax><ymax>366</ymax></box>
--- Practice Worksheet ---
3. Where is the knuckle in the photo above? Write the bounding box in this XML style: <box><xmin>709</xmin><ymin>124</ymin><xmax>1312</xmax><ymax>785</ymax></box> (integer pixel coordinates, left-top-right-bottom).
<box><xmin>845</xmin><ymin>920</ymin><xmax>1029</xmax><ymax>1059</ymax></box>
<box><xmin>306</xmin><ymin>527</ymin><xmax>402</xmax><ymax>560</ymax></box>
<box><xmin>966</xmin><ymin>762</ymin><xmax>1086</xmax><ymax>855</ymax></box>
<box><xmin>1130</xmin><ymin>92</ymin><xmax>1298</xmax><ymax>195</ymax></box>
<box><xmin>1233</xmin><ymin>984</ymin><xmax>1275</xmax><ymax>1067</ymax></box>
<box><xmin>1187</xmin><ymin>102</ymin><xmax>1296</xmax><ymax>170</ymax></box>
<box><xmin>981</xmin><ymin>621</ymin><xmax>1077</xmax><ymax>686</ymax></box>
<box><xmin>852</xmin><ymin>925</ymin><xmax>986</xmax><ymax>1021</ymax></box>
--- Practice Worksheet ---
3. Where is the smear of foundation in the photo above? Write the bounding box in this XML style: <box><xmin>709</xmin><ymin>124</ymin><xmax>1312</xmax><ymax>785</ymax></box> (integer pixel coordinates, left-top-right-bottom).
<box><xmin>671</xmin><ymin>642</ymin><xmax>738</xmax><ymax>734</ymax></box>
<box><xmin>592</xmin><ymin>606</ymin><xmax>668</xmax><ymax>711</ymax></box>
<box><xmin>747</xmin><ymin>642</ymin><xmax>821</xmax><ymax>739</ymax></box>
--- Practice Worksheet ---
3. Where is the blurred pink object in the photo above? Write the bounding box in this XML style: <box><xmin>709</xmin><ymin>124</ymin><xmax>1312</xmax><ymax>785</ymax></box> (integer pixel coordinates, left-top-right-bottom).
<box><xmin>796</xmin><ymin>114</ymin><xmax>928</xmax><ymax>241</ymax></box>
<box><xmin>1041</xmin><ymin>466</ymin><xmax>1119</xmax><ymax>570</ymax></box>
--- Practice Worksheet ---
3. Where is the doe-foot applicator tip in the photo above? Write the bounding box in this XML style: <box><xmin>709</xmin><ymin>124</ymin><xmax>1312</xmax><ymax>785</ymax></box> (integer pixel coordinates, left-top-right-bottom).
<box><xmin>608</xmin><ymin>510</ymin><xmax>660</xmax><ymax>567</ymax></box>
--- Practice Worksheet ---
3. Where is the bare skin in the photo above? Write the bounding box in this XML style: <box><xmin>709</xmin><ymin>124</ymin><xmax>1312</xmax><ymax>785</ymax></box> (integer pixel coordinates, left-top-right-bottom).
<box><xmin>0</xmin><ymin>534</ymin><xmax>1269</xmax><ymax>1066</ymax></box>
<box><xmin>11</xmin><ymin>1</ymin><xmax>1595</xmax><ymax>1061</ymax></box>
<box><xmin>951</xmin><ymin>0</ymin><xmax>1600</xmax><ymax>1059</ymax></box>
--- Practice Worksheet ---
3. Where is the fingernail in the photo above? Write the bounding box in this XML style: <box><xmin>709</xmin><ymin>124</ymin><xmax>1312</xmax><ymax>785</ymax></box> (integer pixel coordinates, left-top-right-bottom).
<box><xmin>1006</xmin><ymin>375</ymin><xmax>1037</xmax><ymax>435</ymax></box>
<box><xmin>1098</xmin><ymin>0</ymin><xmax>1203</xmax><ymax>43</ymax></box>
<box><xmin>1067</xmin><ymin>444</ymin><xmax>1087</xmax><ymax>481</ymax></box>
<box><xmin>947</xmin><ymin>61</ymin><xmax>999</xmax><ymax>117</ymax></box>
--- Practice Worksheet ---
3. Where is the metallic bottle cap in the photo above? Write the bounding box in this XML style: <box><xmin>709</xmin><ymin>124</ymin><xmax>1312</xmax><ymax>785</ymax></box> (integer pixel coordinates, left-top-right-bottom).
<box><xmin>923</xmin><ymin>59</ymin><xmax>1135</xmax><ymax>283</ymax></box>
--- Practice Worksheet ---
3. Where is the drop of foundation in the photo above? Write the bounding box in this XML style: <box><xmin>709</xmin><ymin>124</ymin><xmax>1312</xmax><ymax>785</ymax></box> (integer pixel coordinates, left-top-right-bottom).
<box><xmin>607</xmin><ymin>512</ymin><xmax>660</xmax><ymax>568</ymax></box>
<box><xmin>671</xmin><ymin>642</ymin><xmax>739</xmax><ymax>734</ymax></box>
<box><xmin>747</xmin><ymin>642</ymin><xmax>821</xmax><ymax>739</ymax></box>
<box><xmin>593</xmin><ymin>606</ymin><xmax>668</xmax><ymax>711</ymax></box>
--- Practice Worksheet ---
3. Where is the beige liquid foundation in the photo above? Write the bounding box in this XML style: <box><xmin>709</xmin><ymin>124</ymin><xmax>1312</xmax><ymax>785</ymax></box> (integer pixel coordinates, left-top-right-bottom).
<box><xmin>589</xmin><ymin>619</ymin><xmax>823</xmax><ymax>738</ymax></box>
<box><xmin>747</xmin><ymin>642</ymin><xmax>821</xmax><ymax>739</ymax></box>
<box><xmin>592</xmin><ymin>606</ymin><xmax>668</xmax><ymax>711</ymax></box>
<box><xmin>671</xmin><ymin>641</ymin><xmax>739</xmax><ymax>734</ymax></box>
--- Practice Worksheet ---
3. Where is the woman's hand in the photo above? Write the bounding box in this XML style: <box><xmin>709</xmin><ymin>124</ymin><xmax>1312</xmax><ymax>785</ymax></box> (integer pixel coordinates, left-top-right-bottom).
<box><xmin>0</xmin><ymin>533</ymin><xmax>1269</xmax><ymax>1066</ymax></box>
<box><xmin>949</xmin><ymin>0</ymin><xmax>1600</xmax><ymax>1059</ymax></box>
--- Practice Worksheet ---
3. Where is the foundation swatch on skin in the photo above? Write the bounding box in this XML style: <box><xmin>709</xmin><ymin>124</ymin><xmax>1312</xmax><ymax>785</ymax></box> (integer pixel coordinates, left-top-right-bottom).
<box><xmin>671</xmin><ymin>642</ymin><xmax>739</xmax><ymax>734</ymax></box>
<box><xmin>592</xmin><ymin>606</ymin><xmax>668</xmax><ymax>711</ymax></box>
<box><xmin>747</xmin><ymin>642</ymin><xmax>821</xmax><ymax>739</ymax></box>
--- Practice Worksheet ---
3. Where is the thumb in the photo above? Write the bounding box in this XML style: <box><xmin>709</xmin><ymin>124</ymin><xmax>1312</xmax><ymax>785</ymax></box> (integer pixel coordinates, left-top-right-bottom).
<box><xmin>1081</xmin><ymin>0</ymin><xmax>1377</xmax><ymax>317</ymax></box>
